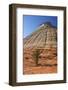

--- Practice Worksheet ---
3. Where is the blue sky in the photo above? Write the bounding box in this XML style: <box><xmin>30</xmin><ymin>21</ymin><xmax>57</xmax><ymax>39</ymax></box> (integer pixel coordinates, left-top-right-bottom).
<box><xmin>23</xmin><ymin>15</ymin><xmax>57</xmax><ymax>38</ymax></box>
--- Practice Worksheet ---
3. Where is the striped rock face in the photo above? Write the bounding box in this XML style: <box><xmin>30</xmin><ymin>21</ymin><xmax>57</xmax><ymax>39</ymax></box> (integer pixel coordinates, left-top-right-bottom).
<box><xmin>24</xmin><ymin>22</ymin><xmax>57</xmax><ymax>49</ymax></box>
<box><xmin>23</xmin><ymin>22</ymin><xmax>57</xmax><ymax>74</ymax></box>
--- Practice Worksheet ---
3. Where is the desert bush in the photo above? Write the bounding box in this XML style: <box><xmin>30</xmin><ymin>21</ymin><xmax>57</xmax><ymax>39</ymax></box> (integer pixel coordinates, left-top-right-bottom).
<box><xmin>32</xmin><ymin>49</ymin><xmax>41</xmax><ymax>66</ymax></box>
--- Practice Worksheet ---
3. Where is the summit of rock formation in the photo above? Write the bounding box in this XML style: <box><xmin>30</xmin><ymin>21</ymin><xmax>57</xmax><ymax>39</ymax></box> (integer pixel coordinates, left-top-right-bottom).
<box><xmin>24</xmin><ymin>22</ymin><xmax>57</xmax><ymax>49</ymax></box>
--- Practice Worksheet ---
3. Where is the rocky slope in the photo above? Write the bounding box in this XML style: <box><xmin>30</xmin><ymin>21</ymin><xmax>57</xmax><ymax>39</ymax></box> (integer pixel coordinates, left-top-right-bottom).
<box><xmin>24</xmin><ymin>22</ymin><xmax>57</xmax><ymax>49</ymax></box>
<box><xmin>23</xmin><ymin>22</ymin><xmax>57</xmax><ymax>74</ymax></box>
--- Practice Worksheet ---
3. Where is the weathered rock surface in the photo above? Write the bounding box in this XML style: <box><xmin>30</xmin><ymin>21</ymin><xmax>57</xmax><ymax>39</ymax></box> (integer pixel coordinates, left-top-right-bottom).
<box><xmin>24</xmin><ymin>22</ymin><xmax>57</xmax><ymax>49</ymax></box>
<box><xmin>23</xmin><ymin>22</ymin><xmax>57</xmax><ymax>74</ymax></box>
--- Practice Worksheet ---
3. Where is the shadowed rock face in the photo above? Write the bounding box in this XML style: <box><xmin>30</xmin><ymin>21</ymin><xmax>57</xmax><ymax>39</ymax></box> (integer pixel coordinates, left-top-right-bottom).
<box><xmin>24</xmin><ymin>22</ymin><xmax>57</xmax><ymax>49</ymax></box>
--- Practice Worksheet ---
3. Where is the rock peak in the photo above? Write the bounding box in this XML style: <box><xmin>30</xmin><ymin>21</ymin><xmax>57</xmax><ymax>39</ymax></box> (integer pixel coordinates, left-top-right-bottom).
<box><xmin>24</xmin><ymin>21</ymin><xmax>57</xmax><ymax>49</ymax></box>
<box><xmin>38</xmin><ymin>22</ymin><xmax>54</xmax><ymax>29</ymax></box>
<box><xmin>38</xmin><ymin>22</ymin><xmax>56</xmax><ymax>28</ymax></box>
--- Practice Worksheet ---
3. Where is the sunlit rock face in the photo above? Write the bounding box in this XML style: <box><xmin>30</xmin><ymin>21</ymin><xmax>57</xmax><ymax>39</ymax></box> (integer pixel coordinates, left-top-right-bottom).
<box><xmin>24</xmin><ymin>22</ymin><xmax>57</xmax><ymax>49</ymax></box>
<box><xmin>23</xmin><ymin>22</ymin><xmax>57</xmax><ymax>74</ymax></box>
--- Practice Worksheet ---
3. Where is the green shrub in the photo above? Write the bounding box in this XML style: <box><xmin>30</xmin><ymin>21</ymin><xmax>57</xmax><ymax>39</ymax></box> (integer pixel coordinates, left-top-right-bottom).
<box><xmin>32</xmin><ymin>49</ymin><xmax>41</xmax><ymax>66</ymax></box>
